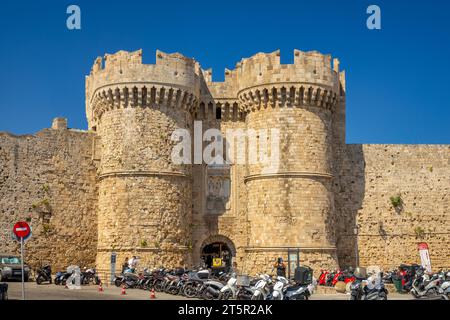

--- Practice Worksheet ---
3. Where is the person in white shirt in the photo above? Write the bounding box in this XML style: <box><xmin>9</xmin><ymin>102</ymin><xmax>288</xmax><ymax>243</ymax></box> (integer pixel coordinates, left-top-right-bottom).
<box><xmin>128</xmin><ymin>256</ymin><xmax>138</xmax><ymax>272</ymax></box>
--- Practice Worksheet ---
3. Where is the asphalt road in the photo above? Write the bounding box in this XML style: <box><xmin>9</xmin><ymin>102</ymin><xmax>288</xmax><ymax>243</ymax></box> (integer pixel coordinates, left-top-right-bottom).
<box><xmin>3</xmin><ymin>281</ymin><xmax>418</xmax><ymax>300</ymax></box>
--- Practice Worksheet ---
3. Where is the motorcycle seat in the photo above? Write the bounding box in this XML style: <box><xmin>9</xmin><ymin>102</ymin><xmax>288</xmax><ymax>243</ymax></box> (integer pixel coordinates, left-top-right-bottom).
<box><xmin>286</xmin><ymin>285</ymin><xmax>304</xmax><ymax>292</ymax></box>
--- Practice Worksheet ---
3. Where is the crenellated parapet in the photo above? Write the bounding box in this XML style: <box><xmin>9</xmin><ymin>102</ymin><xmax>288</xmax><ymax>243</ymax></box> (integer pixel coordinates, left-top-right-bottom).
<box><xmin>234</xmin><ymin>50</ymin><xmax>342</xmax><ymax>113</ymax></box>
<box><xmin>86</xmin><ymin>49</ymin><xmax>202</xmax><ymax>130</ymax></box>
<box><xmin>86</xmin><ymin>49</ymin><xmax>345</xmax><ymax>127</ymax></box>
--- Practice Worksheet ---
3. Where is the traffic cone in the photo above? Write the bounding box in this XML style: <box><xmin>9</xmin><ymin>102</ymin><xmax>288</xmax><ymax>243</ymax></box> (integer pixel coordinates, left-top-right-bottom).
<box><xmin>98</xmin><ymin>282</ymin><xmax>104</xmax><ymax>292</ymax></box>
<box><xmin>150</xmin><ymin>288</ymin><xmax>156</xmax><ymax>299</ymax></box>
<box><xmin>121</xmin><ymin>285</ymin><xmax>127</xmax><ymax>295</ymax></box>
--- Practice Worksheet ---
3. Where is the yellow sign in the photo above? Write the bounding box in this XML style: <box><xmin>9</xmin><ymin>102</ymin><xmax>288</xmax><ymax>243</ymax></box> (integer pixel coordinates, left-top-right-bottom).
<box><xmin>212</xmin><ymin>258</ymin><xmax>222</xmax><ymax>268</ymax></box>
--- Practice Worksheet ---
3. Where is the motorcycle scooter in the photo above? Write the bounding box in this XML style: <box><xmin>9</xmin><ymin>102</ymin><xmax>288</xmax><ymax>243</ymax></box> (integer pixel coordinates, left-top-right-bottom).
<box><xmin>268</xmin><ymin>276</ymin><xmax>289</xmax><ymax>300</ymax></box>
<box><xmin>251</xmin><ymin>274</ymin><xmax>272</xmax><ymax>300</ymax></box>
<box><xmin>350</xmin><ymin>272</ymin><xmax>388</xmax><ymax>300</ymax></box>
<box><xmin>410</xmin><ymin>268</ymin><xmax>445</xmax><ymax>299</ymax></box>
<box><xmin>36</xmin><ymin>264</ymin><xmax>52</xmax><ymax>285</ymax></box>
<box><xmin>219</xmin><ymin>273</ymin><xmax>238</xmax><ymax>300</ymax></box>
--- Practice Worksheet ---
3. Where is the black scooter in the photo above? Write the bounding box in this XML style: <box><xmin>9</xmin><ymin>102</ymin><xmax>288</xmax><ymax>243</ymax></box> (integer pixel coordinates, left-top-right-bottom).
<box><xmin>81</xmin><ymin>268</ymin><xmax>100</xmax><ymax>285</ymax></box>
<box><xmin>113</xmin><ymin>272</ymin><xmax>140</xmax><ymax>288</ymax></box>
<box><xmin>36</xmin><ymin>265</ymin><xmax>52</xmax><ymax>284</ymax></box>
<box><xmin>54</xmin><ymin>271</ymin><xmax>72</xmax><ymax>285</ymax></box>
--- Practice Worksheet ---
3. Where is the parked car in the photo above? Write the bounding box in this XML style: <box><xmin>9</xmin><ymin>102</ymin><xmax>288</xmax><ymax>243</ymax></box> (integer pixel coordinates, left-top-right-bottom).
<box><xmin>0</xmin><ymin>254</ymin><xmax>30</xmax><ymax>281</ymax></box>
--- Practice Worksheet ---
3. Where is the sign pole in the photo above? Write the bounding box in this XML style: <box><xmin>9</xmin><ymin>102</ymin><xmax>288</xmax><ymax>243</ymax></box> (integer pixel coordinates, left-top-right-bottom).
<box><xmin>12</xmin><ymin>220</ymin><xmax>31</xmax><ymax>301</ymax></box>
<box><xmin>21</xmin><ymin>236</ymin><xmax>25</xmax><ymax>300</ymax></box>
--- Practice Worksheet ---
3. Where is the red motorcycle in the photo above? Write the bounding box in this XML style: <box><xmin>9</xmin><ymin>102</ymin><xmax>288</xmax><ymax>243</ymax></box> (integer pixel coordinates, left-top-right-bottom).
<box><xmin>318</xmin><ymin>270</ymin><xmax>329</xmax><ymax>286</ymax></box>
<box><xmin>332</xmin><ymin>269</ymin><xmax>356</xmax><ymax>286</ymax></box>
<box><xmin>331</xmin><ymin>270</ymin><xmax>342</xmax><ymax>286</ymax></box>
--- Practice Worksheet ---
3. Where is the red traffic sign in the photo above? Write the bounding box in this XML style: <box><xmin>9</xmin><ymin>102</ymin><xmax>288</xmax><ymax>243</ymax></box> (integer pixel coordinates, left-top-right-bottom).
<box><xmin>13</xmin><ymin>221</ymin><xmax>31</xmax><ymax>238</ymax></box>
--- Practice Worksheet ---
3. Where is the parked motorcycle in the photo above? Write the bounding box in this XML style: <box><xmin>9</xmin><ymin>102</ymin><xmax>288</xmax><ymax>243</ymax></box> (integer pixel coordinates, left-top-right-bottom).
<box><xmin>36</xmin><ymin>264</ymin><xmax>52</xmax><ymax>285</ymax></box>
<box><xmin>54</xmin><ymin>271</ymin><xmax>71</xmax><ymax>285</ymax></box>
<box><xmin>81</xmin><ymin>267</ymin><xmax>100</xmax><ymax>285</ymax></box>
<box><xmin>219</xmin><ymin>273</ymin><xmax>238</xmax><ymax>300</ymax></box>
<box><xmin>251</xmin><ymin>274</ymin><xmax>272</xmax><ymax>300</ymax></box>
<box><xmin>318</xmin><ymin>270</ymin><xmax>329</xmax><ymax>286</ymax></box>
<box><xmin>201</xmin><ymin>279</ymin><xmax>225</xmax><ymax>300</ymax></box>
<box><xmin>268</xmin><ymin>276</ymin><xmax>289</xmax><ymax>300</ymax></box>
<box><xmin>350</xmin><ymin>271</ymin><xmax>388</xmax><ymax>300</ymax></box>
<box><xmin>410</xmin><ymin>267</ymin><xmax>446</xmax><ymax>299</ymax></box>
<box><xmin>113</xmin><ymin>271</ymin><xmax>140</xmax><ymax>288</ymax></box>
<box><xmin>440</xmin><ymin>271</ymin><xmax>450</xmax><ymax>300</ymax></box>
<box><xmin>182</xmin><ymin>269</ymin><xmax>210</xmax><ymax>298</ymax></box>
<box><xmin>283</xmin><ymin>282</ymin><xmax>312</xmax><ymax>300</ymax></box>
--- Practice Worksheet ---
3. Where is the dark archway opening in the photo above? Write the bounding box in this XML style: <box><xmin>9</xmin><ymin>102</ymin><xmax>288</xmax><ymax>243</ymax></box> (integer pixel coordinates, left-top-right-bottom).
<box><xmin>201</xmin><ymin>242</ymin><xmax>232</xmax><ymax>271</ymax></box>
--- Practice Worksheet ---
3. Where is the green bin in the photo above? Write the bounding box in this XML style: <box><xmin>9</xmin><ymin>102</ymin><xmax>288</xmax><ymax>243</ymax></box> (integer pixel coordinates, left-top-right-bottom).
<box><xmin>393</xmin><ymin>278</ymin><xmax>403</xmax><ymax>293</ymax></box>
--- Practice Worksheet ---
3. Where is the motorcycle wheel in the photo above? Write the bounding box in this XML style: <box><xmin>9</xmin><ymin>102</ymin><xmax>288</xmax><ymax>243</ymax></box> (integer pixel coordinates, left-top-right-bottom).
<box><xmin>114</xmin><ymin>279</ymin><xmax>122</xmax><ymax>287</ymax></box>
<box><xmin>410</xmin><ymin>289</ymin><xmax>419</xmax><ymax>299</ymax></box>
<box><xmin>426</xmin><ymin>288</ymin><xmax>439</xmax><ymax>299</ymax></box>
<box><xmin>36</xmin><ymin>276</ymin><xmax>43</xmax><ymax>285</ymax></box>
<box><xmin>202</xmin><ymin>290</ymin><xmax>214</xmax><ymax>300</ymax></box>
<box><xmin>221</xmin><ymin>291</ymin><xmax>232</xmax><ymax>300</ymax></box>
<box><xmin>251</xmin><ymin>293</ymin><xmax>263</xmax><ymax>300</ymax></box>
<box><xmin>378</xmin><ymin>292</ymin><xmax>388</xmax><ymax>300</ymax></box>
<box><xmin>154</xmin><ymin>281</ymin><xmax>164</xmax><ymax>292</ymax></box>
<box><xmin>183</xmin><ymin>284</ymin><xmax>198</xmax><ymax>298</ymax></box>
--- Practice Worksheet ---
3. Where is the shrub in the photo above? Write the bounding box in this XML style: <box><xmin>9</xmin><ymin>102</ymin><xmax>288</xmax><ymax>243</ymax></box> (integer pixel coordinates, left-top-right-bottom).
<box><xmin>414</xmin><ymin>226</ymin><xmax>425</xmax><ymax>238</ymax></box>
<box><xmin>42</xmin><ymin>223</ymin><xmax>53</xmax><ymax>235</ymax></box>
<box><xmin>140</xmin><ymin>239</ymin><xmax>148</xmax><ymax>248</ymax></box>
<box><xmin>390</xmin><ymin>195</ymin><xmax>402</xmax><ymax>208</ymax></box>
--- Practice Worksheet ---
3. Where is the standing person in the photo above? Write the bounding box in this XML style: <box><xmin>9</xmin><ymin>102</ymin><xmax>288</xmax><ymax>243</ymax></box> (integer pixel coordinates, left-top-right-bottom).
<box><xmin>122</xmin><ymin>257</ymin><xmax>129</xmax><ymax>273</ymax></box>
<box><xmin>205</xmin><ymin>254</ymin><xmax>213</xmax><ymax>269</ymax></box>
<box><xmin>273</xmin><ymin>257</ymin><xmax>286</xmax><ymax>277</ymax></box>
<box><xmin>128</xmin><ymin>256</ymin><xmax>138</xmax><ymax>273</ymax></box>
<box><xmin>231</xmin><ymin>261</ymin><xmax>239</xmax><ymax>275</ymax></box>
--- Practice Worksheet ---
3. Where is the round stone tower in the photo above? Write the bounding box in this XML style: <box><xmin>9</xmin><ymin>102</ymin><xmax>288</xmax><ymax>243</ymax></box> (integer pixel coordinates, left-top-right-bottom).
<box><xmin>237</xmin><ymin>50</ymin><xmax>341</xmax><ymax>274</ymax></box>
<box><xmin>86</xmin><ymin>50</ymin><xmax>200</xmax><ymax>274</ymax></box>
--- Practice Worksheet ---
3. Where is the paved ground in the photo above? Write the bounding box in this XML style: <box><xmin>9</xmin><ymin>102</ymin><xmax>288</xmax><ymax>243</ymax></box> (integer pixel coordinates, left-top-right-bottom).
<box><xmin>4</xmin><ymin>281</ymin><xmax>418</xmax><ymax>300</ymax></box>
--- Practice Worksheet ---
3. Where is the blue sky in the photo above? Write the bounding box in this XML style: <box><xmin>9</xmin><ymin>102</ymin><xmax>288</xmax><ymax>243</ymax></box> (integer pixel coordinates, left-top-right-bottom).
<box><xmin>0</xmin><ymin>0</ymin><xmax>449</xmax><ymax>143</ymax></box>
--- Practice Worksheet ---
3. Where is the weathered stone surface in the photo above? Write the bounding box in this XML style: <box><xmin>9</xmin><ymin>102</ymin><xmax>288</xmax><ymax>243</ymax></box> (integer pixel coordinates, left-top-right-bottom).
<box><xmin>0</xmin><ymin>128</ymin><xmax>98</xmax><ymax>271</ymax></box>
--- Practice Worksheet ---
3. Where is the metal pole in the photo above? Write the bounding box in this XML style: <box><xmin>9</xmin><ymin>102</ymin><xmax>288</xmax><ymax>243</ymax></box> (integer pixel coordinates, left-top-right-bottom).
<box><xmin>355</xmin><ymin>234</ymin><xmax>359</xmax><ymax>268</ymax></box>
<box><xmin>21</xmin><ymin>237</ymin><xmax>25</xmax><ymax>300</ymax></box>
<box><xmin>287</xmin><ymin>248</ymin><xmax>291</xmax><ymax>279</ymax></box>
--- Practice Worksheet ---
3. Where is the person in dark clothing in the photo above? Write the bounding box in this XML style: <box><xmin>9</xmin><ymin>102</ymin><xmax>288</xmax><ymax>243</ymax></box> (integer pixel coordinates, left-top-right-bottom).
<box><xmin>122</xmin><ymin>257</ymin><xmax>129</xmax><ymax>273</ymax></box>
<box><xmin>273</xmin><ymin>257</ymin><xmax>286</xmax><ymax>277</ymax></box>
<box><xmin>205</xmin><ymin>255</ymin><xmax>213</xmax><ymax>269</ymax></box>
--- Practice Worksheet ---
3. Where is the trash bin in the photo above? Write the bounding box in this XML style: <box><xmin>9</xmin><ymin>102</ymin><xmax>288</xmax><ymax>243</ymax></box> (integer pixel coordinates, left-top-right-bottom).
<box><xmin>0</xmin><ymin>283</ymin><xmax>8</xmax><ymax>300</ymax></box>
<box><xmin>392</xmin><ymin>276</ymin><xmax>403</xmax><ymax>293</ymax></box>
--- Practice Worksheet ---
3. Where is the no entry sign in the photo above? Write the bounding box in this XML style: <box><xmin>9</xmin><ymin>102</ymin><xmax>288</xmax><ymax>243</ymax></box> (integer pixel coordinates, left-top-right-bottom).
<box><xmin>13</xmin><ymin>221</ymin><xmax>31</xmax><ymax>239</ymax></box>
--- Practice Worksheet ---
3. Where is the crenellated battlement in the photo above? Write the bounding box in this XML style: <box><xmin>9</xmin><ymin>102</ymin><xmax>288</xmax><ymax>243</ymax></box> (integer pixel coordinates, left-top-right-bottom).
<box><xmin>86</xmin><ymin>49</ymin><xmax>345</xmax><ymax>129</ymax></box>
<box><xmin>234</xmin><ymin>49</ymin><xmax>341</xmax><ymax>94</ymax></box>
<box><xmin>86</xmin><ymin>49</ymin><xmax>203</xmax><ymax>129</ymax></box>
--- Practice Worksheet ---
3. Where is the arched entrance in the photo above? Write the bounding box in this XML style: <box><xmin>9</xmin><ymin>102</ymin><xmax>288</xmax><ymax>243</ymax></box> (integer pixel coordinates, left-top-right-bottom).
<box><xmin>200</xmin><ymin>235</ymin><xmax>236</xmax><ymax>271</ymax></box>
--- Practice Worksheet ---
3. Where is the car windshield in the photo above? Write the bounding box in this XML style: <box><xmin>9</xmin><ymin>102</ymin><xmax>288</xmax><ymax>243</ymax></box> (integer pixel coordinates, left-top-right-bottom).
<box><xmin>1</xmin><ymin>257</ymin><xmax>21</xmax><ymax>264</ymax></box>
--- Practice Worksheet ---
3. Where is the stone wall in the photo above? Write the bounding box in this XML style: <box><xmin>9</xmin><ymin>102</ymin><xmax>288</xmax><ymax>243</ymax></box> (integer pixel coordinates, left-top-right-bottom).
<box><xmin>0</xmin><ymin>121</ymin><xmax>98</xmax><ymax>271</ymax></box>
<box><xmin>336</xmin><ymin>144</ymin><xmax>450</xmax><ymax>271</ymax></box>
